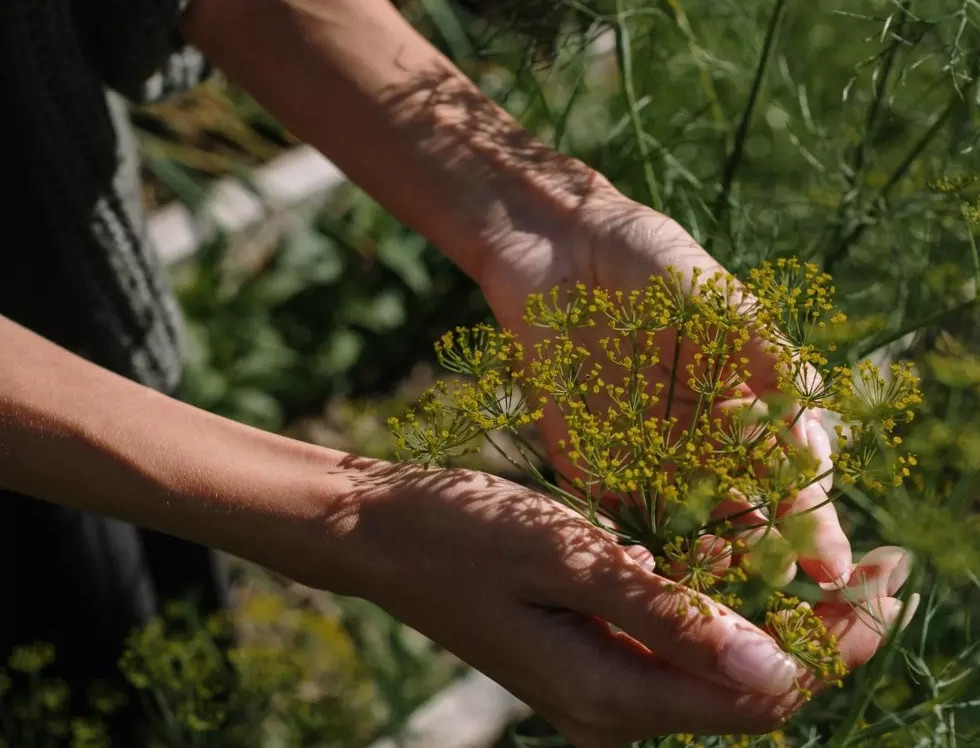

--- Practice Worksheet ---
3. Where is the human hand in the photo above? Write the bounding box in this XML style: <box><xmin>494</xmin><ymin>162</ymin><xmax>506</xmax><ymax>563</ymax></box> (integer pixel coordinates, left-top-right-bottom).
<box><xmin>477</xmin><ymin>183</ymin><xmax>852</xmax><ymax>590</ymax></box>
<box><xmin>313</xmin><ymin>457</ymin><xmax>912</xmax><ymax>747</ymax></box>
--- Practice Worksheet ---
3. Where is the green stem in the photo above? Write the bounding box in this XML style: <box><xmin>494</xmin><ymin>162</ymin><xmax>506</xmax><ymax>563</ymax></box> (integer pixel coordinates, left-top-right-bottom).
<box><xmin>665</xmin><ymin>0</ymin><xmax>726</xmax><ymax>128</ymax></box>
<box><xmin>827</xmin><ymin>93</ymin><xmax>957</xmax><ymax>272</ymax></box>
<box><xmin>662</xmin><ymin>330</ymin><xmax>683</xmax><ymax>425</ymax></box>
<box><xmin>827</xmin><ymin>563</ymin><xmax>925</xmax><ymax>748</ymax></box>
<box><xmin>658</xmin><ymin>329</ymin><xmax>685</xmax><ymax>528</ymax></box>
<box><xmin>487</xmin><ymin>435</ymin><xmax>597</xmax><ymax>517</ymax></box>
<box><xmin>614</xmin><ymin>0</ymin><xmax>662</xmax><ymax>211</ymax></box>
<box><xmin>854</xmin><ymin>296</ymin><xmax>977</xmax><ymax>360</ymax></box>
<box><xmin>710</xmin><ymin>0</ymin><xmax>788</xmax><ymax>236</ymax></box>
<box><xmin>418</xmin><ymin>0</ymin><xmax>473</xmax><ymax>62</ymax></box>
<box><xmin>823</xmin><ymin>2</ymin><xmax>913</xmax><ymax>271</ymax></box>
<box><xmin>848</xmin><ymin>695</ymin><xmax>980</xmax><ymax>744</ymax></box>
<box><xmin>967</xmin><ymin>211</ymin><xmax>980</xmax><ymax>291</ymax></box>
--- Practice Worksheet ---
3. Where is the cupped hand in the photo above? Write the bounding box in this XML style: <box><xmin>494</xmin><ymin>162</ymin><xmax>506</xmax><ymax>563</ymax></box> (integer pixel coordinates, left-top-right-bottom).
<box><xmin>478</xmin><ymin>184</ymin><xmax>852</xmax><ymax>589</ymax></box>
<box><xmin>319</xmin><ymin>456</ymin><xmax>912</xmax><ymax>748</ymax></box>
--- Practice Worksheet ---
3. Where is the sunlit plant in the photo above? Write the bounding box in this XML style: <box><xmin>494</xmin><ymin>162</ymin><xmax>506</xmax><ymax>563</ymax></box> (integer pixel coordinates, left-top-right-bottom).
<box><xmin>390</xmin><ymin>259</ymin><xmax>922</xmax><ymax>694</ymax></box>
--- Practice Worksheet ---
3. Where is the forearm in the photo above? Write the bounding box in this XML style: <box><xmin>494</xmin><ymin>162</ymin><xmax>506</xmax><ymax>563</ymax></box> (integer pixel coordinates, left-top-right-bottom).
<box><xmin>0</xmin><ymin>315</ymin><xmax>363</xmax><ymax>589</ymax></box>
<box><xmin>180</xmin><ymin>0</ymin><xmax>606</xmax><ymax>283</ymax></box>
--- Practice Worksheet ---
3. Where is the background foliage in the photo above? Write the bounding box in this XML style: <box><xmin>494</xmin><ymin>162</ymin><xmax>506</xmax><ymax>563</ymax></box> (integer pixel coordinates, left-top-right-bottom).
<box><xmin>4</xmin><ymin>1</ymin><xmax>978</xmax><ymax>746</ymax></box>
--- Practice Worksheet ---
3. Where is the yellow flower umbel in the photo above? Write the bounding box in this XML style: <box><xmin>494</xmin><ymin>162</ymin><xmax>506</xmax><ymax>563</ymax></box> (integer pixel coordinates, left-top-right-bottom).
<box><xmin>389</xmin><ymin>261</ymin><xmax>921</xmax><ymax>688</ymax></box>
<box><xmin>766</xmin><ymin>593</ymin><xmax>847</xmax><ymax>699</ymax></box>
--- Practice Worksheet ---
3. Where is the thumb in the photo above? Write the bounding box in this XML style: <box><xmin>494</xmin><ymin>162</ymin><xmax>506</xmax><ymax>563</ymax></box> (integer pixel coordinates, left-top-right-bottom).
<box><xmin>576</xmin><ymin>554</ymin><xmax>799</xmax><ymax>696</ymax></box>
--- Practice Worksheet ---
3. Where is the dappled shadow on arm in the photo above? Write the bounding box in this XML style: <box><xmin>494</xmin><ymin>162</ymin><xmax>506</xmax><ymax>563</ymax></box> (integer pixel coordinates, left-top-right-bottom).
<box><xmin>373</xmin><ymin>61</ymin><xmax>684</xmax><ymax>263</ymax></box>
<box><xmin>325</xmin><ymin>454</ymin><xmax>744</xmax><ymax>668</ymax></box>
<box><xmin>318</xmin><ymin>455</ymin><xmax>804</xmax><ymax>737</ymax></box>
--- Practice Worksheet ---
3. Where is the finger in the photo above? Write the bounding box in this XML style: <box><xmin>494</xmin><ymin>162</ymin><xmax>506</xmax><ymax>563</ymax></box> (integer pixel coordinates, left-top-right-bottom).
<box><xmin>778</xmin><ymin>418</ymin><xmax>852</xmax><ymax>587</ymax></box>
<box><xmin>712</xmin><ymin>494</ymin><xmax>797</xmax><ymax>588</ymax></box>
<box><xmin>717</xmin><ymin>346</ymin><xmax>849</xmax><ymax>587</ymax></box>
<box><xmin>771</xmin><ymin>546</ymin><xmax>917</xmax><ymax>703</ymax></box>
<box><xmin>717</xmin><ymin>394</ymin><xmax>771</xmax><ymax>446</ymax></box>
<box><xmin>826</xmin><ymin>546</ymin><xmax>912</xmax><ymax>604</ymax></box>
<box><xmin>541</xmin><ymin>550</ymin><xmax>799</xmax><ymax>698</ymax></box>
<box><xmin>623</xmin><ymin>544</ymin><xmax>656</xmax><ymax>572</ymax></box>
<box><xmin>773</xmin><ymin>594</ymin><xmax>915</xmax><ymax>706</ymax></box>
<box><xmin>496</xmin><ymin>603</ymin><xmax>797</xmax><ymax>744</ymax></box>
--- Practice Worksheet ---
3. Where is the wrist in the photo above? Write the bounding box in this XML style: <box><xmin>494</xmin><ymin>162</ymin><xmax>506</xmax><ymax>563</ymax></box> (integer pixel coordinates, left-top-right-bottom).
<box><xmin>453</xmin><ymin>149</ymin><xmax>619</xmax><ymax>286</ymax></box>
<box><xmin>292</xmin><ymin>459</ymin><xmax>492</xmax><ymax>610</ymax></box>
<box><xmin>180</xmin><ymin>0</ymin><xmax>622</xmax><ymax>289</ymax></box>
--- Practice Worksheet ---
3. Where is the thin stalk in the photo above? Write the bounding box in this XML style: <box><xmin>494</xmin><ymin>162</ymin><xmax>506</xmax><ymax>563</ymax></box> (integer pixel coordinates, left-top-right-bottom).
<box><xmin>827</xmin><ymin>563</ymin><xmax>925</xmax><ymax>748</ymax></box>
<box><xmin>418</xmin><ymin>0</ymin><xmax>473</xmax><ymax>62</ymax></box>
<box><xmin>508</xmin><ymin>429</ymin><xmax>552</xmax><ymax>471</ymax></box>
<box><xmin>483</xmin><ymin>433</ymin><xmax>539</xmax><ymax>479</ymax></box>
<box><xmin>657</xmin><ymin>329</ymin><xmax>685</xmax><ymax>528</ymax></box>
<box><xmin>552</xmin><ymin>62</ymin><xmax>588</xmax><ymax>151</ymax></box>
<box><xmin>662</xmin><ymin>330</ymin><xmax>683</xmax><ymax>424</ymax></box>
<box><xmin>848</xmin><ymin>695</ymin><xmax>980</xmax><ymax>744</ymax></box>
<box><xmin>827</xmin><ymin>93</ymin><xmax>957</xmax><ymax>271</ymax></box>
<box><xmin>483</xmin><ymin>435</ymin><xmax>599</xmax><ymax>520</ymax></box>
<box><xmin>508</xmin><ymin>434</ymin><xmax>586</xmax><ymax>505</ymax></box>
<box><xmin>823</xmin><ymin>3</ymin><xmax>913</xmax><ymax>271</ymax></box>
<box><xmin>614</xmin><ymin>0</ymin><xmax>663</xmax><ymax>211</ymax></box>
<box><xmin>665</xmin><ymin>0</ymin><xmax>726</xmax><ymax>128</ymax></box>
<box><xmin>967</xmin><ymin>213</ymin><xmax>980</xmax><ymax>291</ymax></box>
<box><xmin>710</xmin><ymin>0</ymin><xmax>788</xmax><ymax>235</ymax></box>
<box><xmin>704</xmin><ymin>468</ymin><xmax>835</xmax><ymax>533</ymax></box>
<box><xmin>854</xmin><ymin>296</ymin><xmax>977</xmax><ymax>360</ymax></box>
<box><xmin>628</xmin><ymin>330</ymin><xmax>657</xmax><ymax>528</ymax></box>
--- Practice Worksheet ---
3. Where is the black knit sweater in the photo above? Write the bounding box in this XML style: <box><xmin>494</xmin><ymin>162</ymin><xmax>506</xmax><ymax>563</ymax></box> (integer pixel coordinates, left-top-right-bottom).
<box><xmin>0</xmin><ymin>0</ymin><xmax>208</xmax><ymax>393</ymax></box>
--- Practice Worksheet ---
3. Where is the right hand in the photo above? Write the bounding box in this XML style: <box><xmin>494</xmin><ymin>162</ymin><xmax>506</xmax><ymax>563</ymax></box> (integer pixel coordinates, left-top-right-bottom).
<box><xmin>308</xmin><ymin>457</ymin><xmax>911</xmax><ymax>748</ymax></box>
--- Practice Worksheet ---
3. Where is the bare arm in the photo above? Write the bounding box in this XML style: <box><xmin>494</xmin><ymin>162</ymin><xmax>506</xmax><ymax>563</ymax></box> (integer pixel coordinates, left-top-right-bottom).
<box><xmin>0</xmin><ymin>315</ymin><xmax>356</xmax><ymax>589</ymax></box>
<box><xmin>1</xmin><ymin>313</ymin><xmax>908</xmax><ymax>746</ymax></box>
<box><xmin>179</xmin><ymin>0</ymin><xmax>604</xmax><ymax>285</ymax></box>
<box><xmin>0</xmin><ymin>2</ymin><xmax>906</xmax><ymax>743</ymax></box>
<box><xmin>179</xmin><ymin>0</ymin><xmax>854</xmax><ymax>587</ymax></box>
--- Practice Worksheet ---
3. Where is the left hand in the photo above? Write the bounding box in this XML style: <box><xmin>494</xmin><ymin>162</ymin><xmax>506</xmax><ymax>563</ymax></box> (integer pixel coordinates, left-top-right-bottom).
<box><xmin>477</xmin><ymin>179</ymin><xmax>852</xmax><ymax>588</ymax></box>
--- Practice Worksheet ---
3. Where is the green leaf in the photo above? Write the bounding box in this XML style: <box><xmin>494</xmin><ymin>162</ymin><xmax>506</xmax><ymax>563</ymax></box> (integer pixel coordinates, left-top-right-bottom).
<box><xmin>343</xmin><ymin>290</ymin><xmax>406</xmax><ymax>333</ymax></box>
<box><xmin>377</xmin><ymin>235</ymin><xmax>432</xmax><ymax>294</ymax></box>
<box><xmin>314</xmin><ymin>329</ymin><xmax>365</xmax><ymax>379</ymax></box>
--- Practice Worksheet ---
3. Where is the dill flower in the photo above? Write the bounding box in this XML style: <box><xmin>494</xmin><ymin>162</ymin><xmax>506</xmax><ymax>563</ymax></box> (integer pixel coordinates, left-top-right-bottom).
<box><xmin>766</xmin><ymin>593</ymin><xmax>847</xmax><ymax>699</ymax></box>
<box><xmin>389</xmin><ymin>261</ymin><xmax>922</xmax><ymax>688</ymax></box>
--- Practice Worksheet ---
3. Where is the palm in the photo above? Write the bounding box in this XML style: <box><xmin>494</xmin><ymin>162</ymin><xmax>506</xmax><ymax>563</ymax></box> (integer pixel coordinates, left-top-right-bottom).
<box><xmin>481</xmin><ymin>204</ymin><xmax>724</xmax><ymax>472</ymax></box>
<box><xmin>479</xmin><ymin>197</ymin><xmax>851</xmax><ymax>585</ymax></box>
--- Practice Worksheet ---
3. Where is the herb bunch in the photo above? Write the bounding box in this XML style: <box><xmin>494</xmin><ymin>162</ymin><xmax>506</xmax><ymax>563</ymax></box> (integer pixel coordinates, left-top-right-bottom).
<box><xmin>389</xmin><ymin>259</ymin><xmax>921</xmax><ymax>691</ymax></box>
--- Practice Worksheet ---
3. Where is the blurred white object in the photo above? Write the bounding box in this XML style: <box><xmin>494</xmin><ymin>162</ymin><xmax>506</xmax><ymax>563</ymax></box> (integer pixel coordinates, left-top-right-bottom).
<box><xmin>148</xmin><ymin>145</ymin><xmax>346</xmax><ymax>266</ymax></box>
<box><xmin>369</xmin><ymin>670</ymin><xmax>531</xmax><ymax>748</ymax></box>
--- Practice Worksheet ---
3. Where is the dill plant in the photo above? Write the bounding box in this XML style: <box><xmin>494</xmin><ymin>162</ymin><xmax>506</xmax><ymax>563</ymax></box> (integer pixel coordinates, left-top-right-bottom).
<box><xmin>390</xmin><ymin>259</ymin><xmax>922</xmax><ymax>699</ymax></box>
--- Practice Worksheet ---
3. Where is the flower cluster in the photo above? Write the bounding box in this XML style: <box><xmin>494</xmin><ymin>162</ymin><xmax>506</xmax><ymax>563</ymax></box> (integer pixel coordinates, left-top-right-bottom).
<box><xmin>389</xmin><ymin>259</ymin><xmax>921</xmax><ymax>691</ymax></box>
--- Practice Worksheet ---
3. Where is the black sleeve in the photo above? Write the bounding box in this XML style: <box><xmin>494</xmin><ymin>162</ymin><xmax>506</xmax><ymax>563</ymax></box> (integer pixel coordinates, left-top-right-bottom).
<box><xmin>73</xmin><ymin>0</ymin><xmax>211</xmax><ymax>103</ymax></box>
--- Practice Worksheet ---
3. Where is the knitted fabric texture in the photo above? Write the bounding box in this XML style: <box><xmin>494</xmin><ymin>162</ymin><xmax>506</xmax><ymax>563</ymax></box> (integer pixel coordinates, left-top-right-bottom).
<box><xmin>0</xmin><ymin>0</ymin><xmax>208</xmax><ymax>392</ymax></box>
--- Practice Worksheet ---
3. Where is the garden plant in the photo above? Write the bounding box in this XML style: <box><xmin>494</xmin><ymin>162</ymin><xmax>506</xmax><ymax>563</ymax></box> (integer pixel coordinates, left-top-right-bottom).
<box><xmin>1</xmin><ymin>1</ymin><xmax>978</xmax><ymax>746</ymax></box>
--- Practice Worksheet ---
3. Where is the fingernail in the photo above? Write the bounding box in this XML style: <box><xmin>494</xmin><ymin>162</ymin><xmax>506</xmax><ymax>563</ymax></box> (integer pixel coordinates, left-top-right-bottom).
<box><xmin>838</xmin><ymin>546</ymin><xmax>912</xmax><ymax>602</ymax></box>
<box><xmin>720</xmin><ymin>627</ymin><xmax>798</xmax><ymax>695</ymax></box>
<box><xmin>864</xmin><ymin>546</ymin><xmax>913</xmax><ymax>596</ymax></box>
<box><xmin>876</xmin><ymin>593</ymin><xmax>920</xmax><ymax>635</ymax></box>
<box><xmin>818</xmin><ymin>565</ymin><xmax>853</xmax><ymax>592</ymax></box>
<box><xmin>899</xmin><ymin>593</ymin><xmax>921</xmax><ymax>630</ymax></box>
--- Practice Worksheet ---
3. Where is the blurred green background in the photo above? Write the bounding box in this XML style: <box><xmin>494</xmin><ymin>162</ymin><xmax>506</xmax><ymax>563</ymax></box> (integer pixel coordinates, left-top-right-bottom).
<box><xmin>3</xmin><ymin>1</ymin><xmax>978</xmax><ymax>746</ymax></box>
